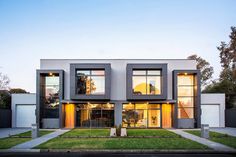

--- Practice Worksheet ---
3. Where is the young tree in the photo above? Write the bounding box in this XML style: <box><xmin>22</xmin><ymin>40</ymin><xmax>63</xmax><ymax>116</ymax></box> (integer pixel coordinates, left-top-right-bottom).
<box><xmin>0</xmin><ymin>72</ymin><xmax>10</xmax><ymax>90</ymax></box>
<box><xmin>187</xmin><ymin>54</ymin><xmax>214</xmax><ymax>87</ymax></box>
<box><xmin>0</xmin><ymin>90</ymin><xmax>11</xmax><ymax>109</ymax></box>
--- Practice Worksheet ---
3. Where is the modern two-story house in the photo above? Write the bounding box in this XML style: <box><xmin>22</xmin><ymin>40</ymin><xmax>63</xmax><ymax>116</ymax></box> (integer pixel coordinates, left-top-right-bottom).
<box><xmin>36</xmin><ymin>59</ymin><xmax>203</xmax><ymax>129</ymax></box>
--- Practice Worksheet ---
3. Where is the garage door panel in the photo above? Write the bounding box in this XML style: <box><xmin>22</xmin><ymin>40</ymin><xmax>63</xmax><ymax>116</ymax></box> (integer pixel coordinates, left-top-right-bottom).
<box><xmin>201</xmin><ymin>104</ymin><xmax>219</xmax><ymax>127</ymax></box>
<box><xmin>16</xmin><ymin>105</ymin><xmax>36</xmax><ymax>128</ymax></box>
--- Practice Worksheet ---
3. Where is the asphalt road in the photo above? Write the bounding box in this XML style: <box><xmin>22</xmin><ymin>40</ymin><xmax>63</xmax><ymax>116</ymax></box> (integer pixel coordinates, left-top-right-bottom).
<box><xmin>0</xmin><ymin>153</ymin><xmax>235</xmax><ymax>157</ymax></box>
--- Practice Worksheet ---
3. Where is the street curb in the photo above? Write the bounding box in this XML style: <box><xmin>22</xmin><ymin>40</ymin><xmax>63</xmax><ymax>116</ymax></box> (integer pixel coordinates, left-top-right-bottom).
<box><xmin>0</xmin><ymin>149</ymin><xmax>236</xmax><ymax>154</ymax></box>
<box><xmin>41</xmin><ymin>149</ymin><xmax>236</xmax><ymax>154</ymax></box>
<box><xmin>0</xmin><ymin>149</ymin><xmax>40</xmax><ymax>153</ymax></box>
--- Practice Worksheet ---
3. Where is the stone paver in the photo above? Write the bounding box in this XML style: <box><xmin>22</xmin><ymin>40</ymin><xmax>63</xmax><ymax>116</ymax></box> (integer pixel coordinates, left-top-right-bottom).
<box><xmin>0</xmin><ymin>128</ymin><xmax>30</xmax><ymax>139</ymax></box>
<box><xmin>211</xmin><ymin>127</ymin><xmax>236</xmax><ymax>137</ymax></box>
<box><xmin>168</xmin><ymin>129</ymin><xmax>236</xmax><ymax>151</ymax></box>
<box><xmin>10</xmin><ymin>129</ymin><xmax>70</xmax><ymax>149</ymax></box>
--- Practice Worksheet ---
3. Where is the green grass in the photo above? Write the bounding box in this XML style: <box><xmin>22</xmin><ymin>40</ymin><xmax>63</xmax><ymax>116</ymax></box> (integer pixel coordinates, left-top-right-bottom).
<box><xmin>36</xmin><ymin>137</ymin><xmax>208</xmax><ymax>149</ymax></box>
<box><xmin>127</xmin><ymin>129</ymin><xmax>180</xmax><ymax>137</ymax></box>
<box><xmin>37</xmin><ymin>129</ymin><xmax>208</xmax><ymax>149</ymax></box>
<box><xmin>61</xmin><ymin>129</ymin><xmax>110</xmax><ymax>137</ymax></box>
<box><xmin>0</xmin><ymin>130</ymin><xmax>54</xmax><ymax>149</ymax></box>
<box><xmin>0</xmin><ymin>137</ymin><xmax>30</xmax><ymax>149</ymax></box>
<box><xmin>15</xmin><ymin>130</ymin><xmax>53</xmax><ymax>137</ymax></box>
<box><xmin>185</xmin><ymin>130</ymin><xmax>236</xmax><ymax>149</ymax></box>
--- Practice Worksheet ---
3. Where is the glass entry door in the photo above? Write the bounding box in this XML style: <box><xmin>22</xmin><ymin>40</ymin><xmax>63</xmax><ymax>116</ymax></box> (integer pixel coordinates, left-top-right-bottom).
<box><xmin>148</xmin><ymin>109</ymin><xmax>161</xmax><ymax>127</ymax></box>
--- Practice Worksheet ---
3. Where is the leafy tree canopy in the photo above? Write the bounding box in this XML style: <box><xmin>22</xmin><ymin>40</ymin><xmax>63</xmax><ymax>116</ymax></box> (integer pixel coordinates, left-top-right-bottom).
<box><xmin>204</xmin><ymin>26</ymin><xmax>236</xmax><ymax>108</ymax></box>
<box><xmin>187</xmin><ymin>54</ymin><xmax>214</xmax><ymax>87</ymax></box>
<box><xmin>9</xmin><ymin>88</ymin><xmax>28</xmax><ymax>94</ymax></box>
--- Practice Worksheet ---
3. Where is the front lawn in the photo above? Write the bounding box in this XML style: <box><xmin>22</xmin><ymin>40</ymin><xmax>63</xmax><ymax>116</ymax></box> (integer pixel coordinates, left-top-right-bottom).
<box><xmin>37</xmin><ymin>129</ymin><xmax>208</xmax><ymax>149</ymax></box>
<box><xmin>0</xmin><ymin>130</ymin><xmax>53</xmax><ymax>149</ymax></box>
<box><xmin>60</xmin><ymin>129</ymin><xmax>110</xmax><ymax>137</ymax></box>
<box><xmin>13</xmin><ymin>130</ymin><xmax>53</xmax><ymax>137</ymax></box>
<box><xmin>185</xmin><ymin>130</ymin><xmax>236</xmax><ymax>149</ymax></box>
<box><xmin>127</xmin><ymin>129</ymin><xmax>180</xmax><ymax>137</ymax></box>
<box><xmin>0</xmin><ymin>138</ymin><xmax>30</xmax><ymax>149</ymax></box>
<box><xmin>36</xmin><ymin>137</ymin><xmax>208</xmax><ymax>149</ymax></box>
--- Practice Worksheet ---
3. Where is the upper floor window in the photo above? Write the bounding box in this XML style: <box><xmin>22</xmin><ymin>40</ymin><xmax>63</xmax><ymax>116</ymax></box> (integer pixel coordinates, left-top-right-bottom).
<box><xmin>177</xmin><ymin>74</ymin><xmax>195</xmax><ymax>119</ymax></box>
<box><xmin>132</xmin><ymin>70</ymin><xmax>161</xmax><ymax>95</ymax></box>
<box><xmin>76</xmin><ymin>70</ymin><xmax>105</xmax><ymax>95</ymax></box>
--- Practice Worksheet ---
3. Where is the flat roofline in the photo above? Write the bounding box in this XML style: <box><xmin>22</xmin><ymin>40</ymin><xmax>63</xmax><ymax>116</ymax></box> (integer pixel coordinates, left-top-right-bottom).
<box><xmin>41</xmin><ymin>58</ymin><xmax>195</xmax><ymax>61</ymax></box>
<box><xmin>61</xmin><ymin>99</ymin><xmax>177</xmax><ymax>104</ymax></box>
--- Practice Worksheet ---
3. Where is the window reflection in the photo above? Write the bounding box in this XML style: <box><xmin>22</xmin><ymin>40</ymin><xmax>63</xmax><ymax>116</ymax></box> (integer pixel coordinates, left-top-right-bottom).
<box><xmin>178</xmin><ymin>97</ymin><xmax>194</xmax><ymax>107</ymax></box>
<box><xmin>178</xmin><ymin>75</ymin><xmax>194</xmax><ymax>85</ymax></box>
<box><xmin>178</xmin><ymin>108</ymin><xmax>194</xmax><ymax>118</ymax></box>
<box><xmin>133</xmin><ymin>76</ymin><xmax>146</xmax><ymax>95</ymax></box>
<box><xmin>76</xmin><ymin>103</ymin><xmax>114</xmax><ymax>127</ymax></box>
<box><xmin>90</xmin><ymin>76</ymin><xmax>105</xmax><ymax>94</ymax></box>
<box><xmin>147</xmin><ymin>76</ymin><xmax>161</xmax><ymax>95</ymax></box>
<box><xmin>177</xmin><ymin>86</ymin><xmax>194</xmax><ymax>96</ymax></box>
<box><xmin>42</xmin><ymin>75</ymin><xmax>60</xmax><ymax>118</ymax></box>
<box><xmin>122</xmin><ymin>103</ymin><xmax>161</xmax><ymax>128</ymax></box>
<box><xmin>132</xmin><ymin>70</ymin><xmax>161</xmax><ymax>95</ymax></box>
<box><xmin>177</xmin><ymin>74</ymin><xmax>195</xmax><ymax>119</ymax></box>
<box><xmin>76</xmin><ymin>70</ymin><xmax>105</xmax><ymax>95</ymax></box>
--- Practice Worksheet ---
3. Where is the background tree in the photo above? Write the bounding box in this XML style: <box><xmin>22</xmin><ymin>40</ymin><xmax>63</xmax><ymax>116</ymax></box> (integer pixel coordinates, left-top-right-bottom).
<box><xmin>0</xmin><ymin>72</ymin><xmax>10</xmax><ymax>90</ymax></box>
<box><xmin>0</xmin><ymin>90</ymin><xmax>11</xmax><ymax>109</ymax></box>
<box><xmin>9</xmin><ymin>88</ymin><xmax>28</xmax><ymax>94</ymax></box>
<box><xmin>204</xmin><ymin>26</ymin><xmax>236</xmax><ymax>108</ymax></box>
<box><xmin>187</xmin><ymin>54</ymin><xmax>214</xmax><ymax>88</ymax></box>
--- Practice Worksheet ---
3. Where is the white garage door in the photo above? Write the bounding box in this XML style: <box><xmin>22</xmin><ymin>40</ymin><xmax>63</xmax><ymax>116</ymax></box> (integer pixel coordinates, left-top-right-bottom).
<box><xmin>16</xmin><ymin>104</ymin><xmax>36</xmax><ymax>128</ymax></box>
<box><xmin>201</xmin><ymin>104</ymin><xmax>220</xmax><ymax>127</ymax></box>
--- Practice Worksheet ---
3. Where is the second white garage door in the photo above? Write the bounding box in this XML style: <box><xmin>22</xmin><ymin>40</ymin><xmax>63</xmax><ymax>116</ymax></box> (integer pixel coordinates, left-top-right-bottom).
<box><xmin>16</xmin><ymin>104</ymin><xmax>36</xmax><ymax>128</ymax></box>
<box><xmin>201</xmin><ymin>104</ymin><xmax>220</xmax><ymax>127</ymax></box>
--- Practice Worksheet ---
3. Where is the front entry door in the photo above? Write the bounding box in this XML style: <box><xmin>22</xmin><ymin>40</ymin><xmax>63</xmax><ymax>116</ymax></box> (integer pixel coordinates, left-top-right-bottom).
<box><xmin>148</xmin><ymin>110</ymin><xmax>161</xmax><ymax>127</ymax></box>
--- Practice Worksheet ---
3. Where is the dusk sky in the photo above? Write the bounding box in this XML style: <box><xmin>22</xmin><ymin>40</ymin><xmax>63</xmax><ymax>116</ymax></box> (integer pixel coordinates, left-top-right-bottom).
<box><xmin>0</xmin><ymin>0</ymin><xmax>236</xmax><ymax>93</ymax></box>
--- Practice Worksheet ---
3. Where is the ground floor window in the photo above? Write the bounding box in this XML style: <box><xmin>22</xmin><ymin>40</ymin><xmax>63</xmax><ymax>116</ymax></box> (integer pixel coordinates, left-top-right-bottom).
<box><xmin>122</xmin><ymin>103</ymin><xmax>161</xmax><ymax>128</ymax></box>
<box><xmin>76</xmin><ymin>103</ymin><xmax>114</xmax><ymax>127</ymax></box>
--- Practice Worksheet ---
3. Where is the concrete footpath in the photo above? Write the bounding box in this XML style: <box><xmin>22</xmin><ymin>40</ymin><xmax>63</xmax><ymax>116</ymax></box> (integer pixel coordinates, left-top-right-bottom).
<box><xmin>0</xmin><ymin>128</ymin><xmax>30</xmax><ymax>139</ymax></box>
<box><xmin>168</xmin><ymin>129</ymin><xmax>236</xmax><ymax>152</ymax></box>
<box><xmin>10</xmin><ymin>129</ymin><xmax>70</xmax><ymax>150</ymax></box>
<box><xmin>211</xmin><ymin>127</ymin><xmax>236</xmax><ymax>137</ymax></box>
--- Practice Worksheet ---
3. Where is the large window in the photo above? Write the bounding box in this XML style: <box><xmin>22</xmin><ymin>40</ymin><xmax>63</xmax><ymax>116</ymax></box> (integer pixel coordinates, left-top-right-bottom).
<box><xmin>76</xmin><ymin>70</ymin><xmax>105</xmax><ymax>95</ymax></box>
<box><xmin>122</xmin><ymin>103</ymin><xmax>161</xmax><ymax>128</ymax></box>
<box><xmin>177</xmin><ymin>74</ymin><xmax>195</xmax><ymax>119</ymax></box>
<box><xmin>132</xmin><ymin>70</ymin><xmax>161</xmax><ymax>95</ymax></box>
<box><xmin>76</xmin><ymin>103</ymin><xmax>114</xmax><ymax>127</ymax></box>
<box><xmin>41</xmin><ymin>74</ymin><xmax>60</xmax><ymax>118</ymax></box>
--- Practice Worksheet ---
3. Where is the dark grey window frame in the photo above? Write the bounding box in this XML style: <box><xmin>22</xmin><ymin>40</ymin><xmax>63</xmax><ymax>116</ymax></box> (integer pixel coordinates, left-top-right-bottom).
<box><xmin>36</xmin><ymin>69</ymin><xmax>64</xmax><ymax>128</ymax></box>
<box><xmin>172</xmin><ymin>70</ymin><xmax>201</xmax><ymax>128</ymax></box>
<box><xmin>126</xmin><ymin>64</ymin><xmax>167</xmax><ymax>100</ymax></box>
<box><xmin>70</xmin><ymin>63</ymin><xmax>111</xmax><ymax>100</ymax></box>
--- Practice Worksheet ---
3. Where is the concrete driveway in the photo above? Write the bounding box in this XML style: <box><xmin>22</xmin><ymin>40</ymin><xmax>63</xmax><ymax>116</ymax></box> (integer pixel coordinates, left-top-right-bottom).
<box><xmin>211</xmin><ymin>127</ymin><xmax>236</xmax><ymax>137</ymax></box>
<box><xmin>0</xmin><ymin>128</ymin><xmax>30</xmax><ymax>139</ymax></box>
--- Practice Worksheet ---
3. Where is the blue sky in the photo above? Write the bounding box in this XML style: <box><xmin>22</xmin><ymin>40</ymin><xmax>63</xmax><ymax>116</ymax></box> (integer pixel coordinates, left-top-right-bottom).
<box><xmin>0</xmin><ymin>0</ymin><xmax>236</xmax><ymax>92</ymax></box>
